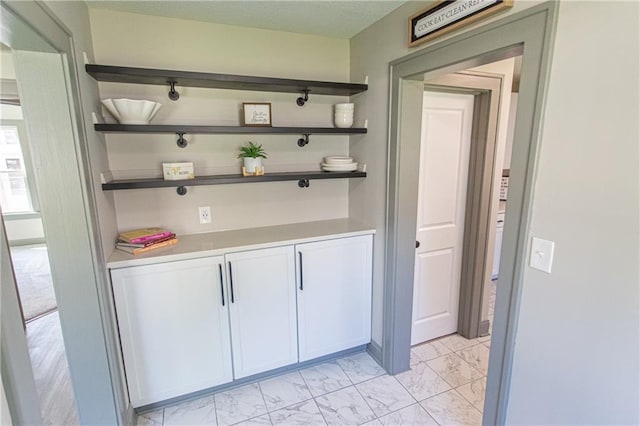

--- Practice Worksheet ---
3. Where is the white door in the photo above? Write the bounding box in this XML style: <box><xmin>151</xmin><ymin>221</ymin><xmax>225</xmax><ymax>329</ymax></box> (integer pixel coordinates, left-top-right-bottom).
<box><xmin>296</xmin><ymin>235</ymin><xmax>372</xmax><ymax>362</ymax></box>
<box><xmin>226</xmin><ymin>246</ymin><xmax>298</xmax><ymax>378</ymax></box>
<box><xmin>411</xmin><ymin>91</ymin><xmax>475</xmax><ymax>345</ymax></box>
<box><xmin>111</xmin><ymin>256</ymin><xmax>233</xmax><ymax>407</ymax></box>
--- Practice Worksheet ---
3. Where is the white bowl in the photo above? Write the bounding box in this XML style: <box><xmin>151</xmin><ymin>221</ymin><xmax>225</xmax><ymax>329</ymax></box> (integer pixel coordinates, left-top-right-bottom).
<box><xmin>334</xmin><ymin>103</ymin><xmax>354</xmax><ymax>110</ymax></box>
<box><xmin>101</xmin><ymin>98</ymin><xmax>162</xmax><ymax>125</ymax></box>
<box><xmin>334</xmin><ymin>114</ymin><xmax>354</xmax><ymax>128</ymax></box>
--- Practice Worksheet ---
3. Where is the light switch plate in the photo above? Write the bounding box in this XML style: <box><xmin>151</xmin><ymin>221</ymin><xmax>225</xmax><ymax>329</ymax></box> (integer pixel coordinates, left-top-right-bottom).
<box><xmin>530</xmin><ymin>237</ymin><xmax>555</xmax><ymax>273</ymax></box>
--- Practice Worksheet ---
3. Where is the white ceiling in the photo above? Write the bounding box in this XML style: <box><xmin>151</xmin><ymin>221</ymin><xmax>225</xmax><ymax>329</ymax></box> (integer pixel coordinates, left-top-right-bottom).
<box><xmin>86</xmin><ymin>1</ymin><xmax>408</xmax><ymax>39</ymax></box>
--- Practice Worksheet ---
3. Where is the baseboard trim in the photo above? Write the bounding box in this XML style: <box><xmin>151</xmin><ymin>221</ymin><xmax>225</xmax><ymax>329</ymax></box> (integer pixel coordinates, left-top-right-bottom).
<box><xmin>367</xmin><ymin>340</ymin><xmax>383</xmax><ymax>365</ymax></box>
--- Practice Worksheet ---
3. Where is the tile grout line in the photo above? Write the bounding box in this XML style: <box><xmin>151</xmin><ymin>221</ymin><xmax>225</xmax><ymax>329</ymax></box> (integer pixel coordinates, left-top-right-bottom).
<box><xmin>427</xmin><ymin>348</ymin><xmax>484</xmax><ymax>389</ymax></box>
<box><xmin>392</xmin><ymin>359</ymin><xmax>454</xmax><ymax>426</ymax></box>
<box><xmin>256</xmin><ymin>381</ymin><xmax>274</xmax><ymax>424</ymax></box>
<box><xmin>401</xmin><ymin>336</ymin><xmax>492</xmax><ymax>423</ymax></box>
<box><xmin>297</xmin><ymin>361</ymin><xmax>344</xmax><ymax>425</ymax></box>
<box><xmin>453</xmin><ymin>379</ymin><xmax>487</xmax><ymax>413</ymax></box>
<box><xmin>451</xmin><ymin>388</ymin><xmax>484</xmax><ymax>416</ymax></box>
<box><xmin>212</xmin><ymin>395</ymin><xmax>220</xmax><ymax>426</ymax></box>
<box><xmin>377</xmin><ymin>374</ymin><xmax>443</xmax><ymax>426</ymax></box>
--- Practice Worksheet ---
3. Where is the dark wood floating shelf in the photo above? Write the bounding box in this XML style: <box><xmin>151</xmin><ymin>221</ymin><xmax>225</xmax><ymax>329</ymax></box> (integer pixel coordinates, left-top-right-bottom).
<box><xmin>86</xmin><ymin>64</ymin><xmax>367</xmax><ymax>97</ymax></box>
<box><xmin>94</xmin><ymin>124</ymin><xmax>367</xmax><ymax>135</ymax></box>
<box><xmin>103</xmin><ymin>171</ymin><xmax>367</xmax><ymax>191</ymax></box>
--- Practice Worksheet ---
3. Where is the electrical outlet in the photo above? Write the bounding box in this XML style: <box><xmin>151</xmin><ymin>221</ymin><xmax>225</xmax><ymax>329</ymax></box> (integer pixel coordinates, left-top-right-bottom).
<box><xmin>199</xmin><ymin>206</ymin><xmax>211</xmax><ymax>224</ymax></box>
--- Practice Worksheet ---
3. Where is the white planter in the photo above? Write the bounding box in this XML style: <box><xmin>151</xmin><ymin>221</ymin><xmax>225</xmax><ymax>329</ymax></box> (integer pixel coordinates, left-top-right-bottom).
<box><xmin>243</xmin><ymin>157</ymin><xmax>263</xmax><ymax>174</ymax></box>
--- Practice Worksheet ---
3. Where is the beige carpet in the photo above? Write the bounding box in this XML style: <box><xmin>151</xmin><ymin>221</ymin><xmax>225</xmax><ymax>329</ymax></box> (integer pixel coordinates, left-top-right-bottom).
<box><xmin>10</xmin><ymin>244</ymin><xmax>57</xmax><ymax>322</ymax></box>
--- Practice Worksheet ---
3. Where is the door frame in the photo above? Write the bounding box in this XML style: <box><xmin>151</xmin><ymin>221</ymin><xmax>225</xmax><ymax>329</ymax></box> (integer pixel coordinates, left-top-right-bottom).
<box><xmin>383</xmin><ymin>3</ymin><xmax>558</xmax><ymax>424</ymax></box>
<box><xmin>1</xmin><ymin>2</ymin><xmax>126</xmax><ymax>424</ymax></box>
<box><xmin>423</xmin><ymin>72</ymin><xmax>503</xmax><ymax>340</ymax></box>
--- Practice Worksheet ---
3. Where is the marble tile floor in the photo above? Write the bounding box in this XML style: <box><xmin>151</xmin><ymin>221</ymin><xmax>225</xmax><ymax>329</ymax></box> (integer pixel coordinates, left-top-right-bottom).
<box><xmin>137</xmin><ymin>334</ymin><xmax>492</xmax><ymax>426</ymax></box>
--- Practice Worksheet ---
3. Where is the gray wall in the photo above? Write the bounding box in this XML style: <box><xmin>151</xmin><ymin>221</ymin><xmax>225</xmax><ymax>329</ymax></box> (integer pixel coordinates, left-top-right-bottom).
<box><xmin>504</xmin><ymin>2</ymin><xmax>639</xmax><ymax>423</ymax></box>
<box><xmin>89</xmin><ymin>8</ymin><xmax>352</xmax><ymax>237</ymax></box>
<box><xmin>349</xmin><ymin>0</ymin><xmax>431</xmax><ymax>346</ymax></box>
<box><xmin>350</xmin><ymin>0</ymin><xmax>639</xmax><ymax>423</ymax></box>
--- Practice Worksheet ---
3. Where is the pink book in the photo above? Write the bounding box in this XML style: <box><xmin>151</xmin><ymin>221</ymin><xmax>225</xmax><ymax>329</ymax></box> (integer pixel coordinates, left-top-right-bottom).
<box><xmin>129</xmin><ymin>231</ymin><xmax>173</xmax><ymax>244</ymax></box>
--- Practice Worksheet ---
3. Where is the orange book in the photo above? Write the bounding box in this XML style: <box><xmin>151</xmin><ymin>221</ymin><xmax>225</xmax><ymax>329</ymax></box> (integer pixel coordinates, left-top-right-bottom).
<box><xmin>116</xmin><ymin>237</ymin><xmax>178</xmax><ymax>255</ymax></box>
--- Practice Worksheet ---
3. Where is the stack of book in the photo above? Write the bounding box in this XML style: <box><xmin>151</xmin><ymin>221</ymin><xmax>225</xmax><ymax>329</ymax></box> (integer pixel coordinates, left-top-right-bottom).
<box><xmin>116</xmin><ymin>227</ymin><xmax>178</xmax><ymax>255</ymax></box>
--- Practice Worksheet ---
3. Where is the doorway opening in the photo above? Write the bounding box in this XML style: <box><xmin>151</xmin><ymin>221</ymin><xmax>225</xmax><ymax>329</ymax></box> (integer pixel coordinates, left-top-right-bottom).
<box><xmin>0</xmin><ymin>41</ymin><xmax>79</xmax><ymax>426</ymax></box>
<box><xmin>407</xmin><ymin>56</ymin><xmax>521</xmax><ymax>422</ymax></box>
<box><xmin>383</xmin><ymin>3</ymin><xmax>558</xmax><ymax>425</ymax></box>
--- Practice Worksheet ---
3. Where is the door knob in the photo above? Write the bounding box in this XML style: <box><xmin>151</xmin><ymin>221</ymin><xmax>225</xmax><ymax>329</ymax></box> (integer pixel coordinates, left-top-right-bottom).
<box><xmin>416</xmin><ymin>240</ymin><xmax>420</xmax><ymax>248</ymax></box>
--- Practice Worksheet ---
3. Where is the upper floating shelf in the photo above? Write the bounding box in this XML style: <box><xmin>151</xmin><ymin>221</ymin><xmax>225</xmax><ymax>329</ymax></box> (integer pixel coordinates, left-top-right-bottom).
<box><xmin>94</xmin><ymin>124</ymin><xmax>367</xmax><ymax>135</ymax></box>
<box><xmin>85</xmin><ymin>64</ymin><xmax>367</xmax><ymax>97</ymax></box>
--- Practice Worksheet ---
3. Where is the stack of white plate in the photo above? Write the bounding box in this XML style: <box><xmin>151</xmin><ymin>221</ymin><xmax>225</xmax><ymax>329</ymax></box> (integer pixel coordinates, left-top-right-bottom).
<box><xmin>322</xmin><ymin>156</ymin><xmax>358</xmax><ymax>172</ymax></box>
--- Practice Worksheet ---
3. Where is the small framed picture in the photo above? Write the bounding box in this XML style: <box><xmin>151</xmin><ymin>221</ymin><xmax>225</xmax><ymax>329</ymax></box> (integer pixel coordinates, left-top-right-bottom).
<box><xmin>242</xmin><ymin>102</ymin><xmax>272</xmax><ymax>127</ymax></box>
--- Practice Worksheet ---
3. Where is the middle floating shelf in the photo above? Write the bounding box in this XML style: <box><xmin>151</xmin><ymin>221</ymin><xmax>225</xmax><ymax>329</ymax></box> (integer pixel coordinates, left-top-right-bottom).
<box><xmin>103</xmin><ymin>170</ymin><xmax>367</xmax><ymax>191</ymax></box>
<box><xmin>95</xmin><ymin>124</ymin><xmax>367</xmax><ymax>135</ymax></box>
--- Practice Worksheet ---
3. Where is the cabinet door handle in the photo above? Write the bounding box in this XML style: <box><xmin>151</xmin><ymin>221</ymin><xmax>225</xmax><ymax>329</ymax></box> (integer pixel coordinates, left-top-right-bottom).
<box><xmin>218</xmin><ymin>263</ymin><xmax>225</xmax><ymax>307</ymax></box>
<box><xmin>228</xmin><ymin>261</ymin><xmax>235</xmax><ymax>303</ymax></box>
<box><xmin>298</xmin><ymin>251</ymin><xmax>304</xmax><ymax>291</ymax></box>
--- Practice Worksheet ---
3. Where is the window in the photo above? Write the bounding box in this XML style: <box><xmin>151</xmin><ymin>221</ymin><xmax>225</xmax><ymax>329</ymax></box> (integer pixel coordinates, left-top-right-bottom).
<box><xmin>0</xmin><ymin>124</ymin><xmax>37</xmax><ymax>214</ymax></box>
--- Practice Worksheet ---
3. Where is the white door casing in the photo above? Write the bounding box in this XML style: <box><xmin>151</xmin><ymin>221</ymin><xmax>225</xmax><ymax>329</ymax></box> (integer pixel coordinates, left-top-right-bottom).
<box><xmin>412</xmin><ymin>91</ymin><xmax>475</xmax><ymax>345</ymax></box>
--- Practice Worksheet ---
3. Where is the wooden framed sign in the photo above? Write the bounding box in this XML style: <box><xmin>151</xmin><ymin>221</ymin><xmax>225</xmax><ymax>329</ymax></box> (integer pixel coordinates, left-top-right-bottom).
<box><xmin>242</xmin><ymin>102</ymin><xmax>272</xmax><ymax>127</ymax></box>
<box><xmin>408</xmin><ymin>0</ymin><xmax>513</xmax><ymax>48</ymax></box>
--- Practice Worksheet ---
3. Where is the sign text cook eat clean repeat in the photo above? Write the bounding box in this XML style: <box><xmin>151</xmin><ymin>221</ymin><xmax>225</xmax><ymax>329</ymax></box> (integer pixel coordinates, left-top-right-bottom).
<box><xmin>409</xmin><ymin>0</ymin><xmax>512</xmax><ymax>47</ymax></box>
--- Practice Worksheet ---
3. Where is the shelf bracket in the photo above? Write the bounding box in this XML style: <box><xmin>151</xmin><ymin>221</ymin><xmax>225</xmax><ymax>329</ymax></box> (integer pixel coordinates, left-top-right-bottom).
<box><xmin>168</xmin><ymin>81</ymin><xmax>180</xmax><ymax>101</ymax></box>
<box><xmin>296</xmin><ymin>90</ymin><xmax>309</xmax><ymax>107</ymax></box>
<box><xmin>298</xmin><ymin>179</ymin><xmax>310</xmax><ymax>188</ymax></box>
<box><xmin>176</xmin><ymin>186</ymin><xmax>187</xmax><ymax>196</ymax></box>
<box><xmin>297</xmin><ymin>134</ymin><xmax>310</xmax><ymax>147</ymax></box>
<box><xmin>176</xmin><ymin>133</ymin><xmax>188</xmax><ymax>148</ymax></box>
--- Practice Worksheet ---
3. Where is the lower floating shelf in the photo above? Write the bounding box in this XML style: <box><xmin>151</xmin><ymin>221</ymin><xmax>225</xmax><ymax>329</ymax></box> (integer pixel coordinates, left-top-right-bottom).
<box><xmin>102</xmin><ymin>170</ymin><xmax>366</xmax><ymax>193</ymax></box>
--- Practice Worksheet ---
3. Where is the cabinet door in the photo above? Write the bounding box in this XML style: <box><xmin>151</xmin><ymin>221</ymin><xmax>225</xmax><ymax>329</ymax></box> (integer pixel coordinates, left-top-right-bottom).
<box><xmin>296</xmin><ymin>235</ymin><xmax>373</xmax><ymax>362</ymax></box>
<box><xmin>111</xmin><ymin>257</ymin><xmax>232</xmax><ymax>407</ymax></box>
<box><xmin>226</xmin><ymin>246</ymin><xmax>297</xmax><ymax>379</ymax></box>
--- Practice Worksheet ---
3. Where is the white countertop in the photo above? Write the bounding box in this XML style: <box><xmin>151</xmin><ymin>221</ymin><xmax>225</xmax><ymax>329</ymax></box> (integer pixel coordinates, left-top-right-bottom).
<box><xmin>107</xmin><ymin>218</ymin><xmax>376</xmax><ymax>269</ymax></box>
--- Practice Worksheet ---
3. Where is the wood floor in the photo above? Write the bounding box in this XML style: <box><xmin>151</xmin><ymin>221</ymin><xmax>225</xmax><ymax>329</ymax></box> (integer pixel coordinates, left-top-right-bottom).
<box><xmin>27</xmin><ymin>311</ymin><xmax>79</xmax><ymax>425</ymax></box>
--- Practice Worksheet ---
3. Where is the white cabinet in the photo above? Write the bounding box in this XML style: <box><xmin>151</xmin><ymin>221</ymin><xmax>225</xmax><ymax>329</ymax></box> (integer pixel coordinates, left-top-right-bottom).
<box><xmin>296</xmin><ymin>235</ymin><xmax>373</xmax><ymax>361</ymax></box>
<box><xmin>110</xmin><ymin>232</ymin><xmax>374</xmax><ymax>406</ymax></box>
<box><xmin>225</xmin><ymin>246</ymin><xmax>298</xmax><ymax>378</ymax></box>
<box><xmin>111</xmin><ymin>257</ymin><xmax>233</xmax><ymax>408</ymax></box>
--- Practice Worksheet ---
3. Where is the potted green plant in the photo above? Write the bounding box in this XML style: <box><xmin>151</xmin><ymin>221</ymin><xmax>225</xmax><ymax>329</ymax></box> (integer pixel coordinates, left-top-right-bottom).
<box><xmin>238</xmin><ymin>141</ymin><xmax>268</xmax><ymax>175</ymax></box>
